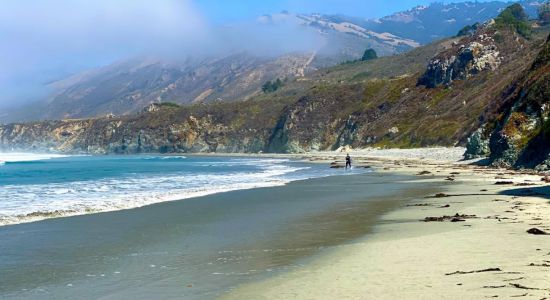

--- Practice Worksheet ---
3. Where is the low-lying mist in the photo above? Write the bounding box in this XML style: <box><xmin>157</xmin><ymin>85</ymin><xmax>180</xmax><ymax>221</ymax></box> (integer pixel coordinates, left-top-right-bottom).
<box><xmin>0</xmin><ymin>0</ymin><xmax>327</xmax><ymax>110</ymax></box>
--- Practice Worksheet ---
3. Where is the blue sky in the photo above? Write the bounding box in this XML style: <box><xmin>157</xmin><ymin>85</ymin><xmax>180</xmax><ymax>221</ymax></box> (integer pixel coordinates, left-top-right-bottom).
<box><xmin>196</xmin><ymin>0</ymin><xmax>495</xmax><ymax>23</ymax></box>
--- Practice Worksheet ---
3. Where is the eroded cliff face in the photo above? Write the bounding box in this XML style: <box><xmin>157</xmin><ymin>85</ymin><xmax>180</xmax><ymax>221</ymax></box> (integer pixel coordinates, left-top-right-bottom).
<box><xmin>0</xmin><ymin>86</ymin><xmax>372</xmax><ymax>154</ymax></box>
<box><xmin>1</xmin><ymin>24</ymin><xmax>546</xmax><ymax>155</ymax></box>
<box><xmin>0</xmin><ymin>115</ymin><xmax>268</xmax><ymax>154</ymax></box>
<box><xmin>465</xmin><ymin>34</ymin><xmax>550</xmax><ymax>169</ymax></box>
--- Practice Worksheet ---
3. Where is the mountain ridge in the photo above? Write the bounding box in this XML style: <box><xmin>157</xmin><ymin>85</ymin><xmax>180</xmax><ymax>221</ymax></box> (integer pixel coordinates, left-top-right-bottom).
<box><xmin>3</xmin><ymin>0</ymin><xmax>545</xmax><ymax>123</ymax></box>
<box><xmin>2</xmin><ymin>13</ymin><xmax>547</xmax><ymax>158</ymax></box>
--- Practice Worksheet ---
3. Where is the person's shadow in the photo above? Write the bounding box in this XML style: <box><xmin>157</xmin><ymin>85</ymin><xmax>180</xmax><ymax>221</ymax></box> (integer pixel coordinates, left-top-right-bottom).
<box><xmin>499</xmin><ymin>185</ymin><xmax>550</xmax><ymax>201</ymax></box>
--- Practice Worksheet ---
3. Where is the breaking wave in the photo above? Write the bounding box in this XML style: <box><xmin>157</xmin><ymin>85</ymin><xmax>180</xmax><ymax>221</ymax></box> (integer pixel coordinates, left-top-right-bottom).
<box><xmin>0</xmin><ymin>157</ymin><xmax>314</xmax><ymax>226</ymax></box>
<box><xmin>0</xmin><ymin>153</ymin><xmax>70</xmax><ymax>164</ymax></box>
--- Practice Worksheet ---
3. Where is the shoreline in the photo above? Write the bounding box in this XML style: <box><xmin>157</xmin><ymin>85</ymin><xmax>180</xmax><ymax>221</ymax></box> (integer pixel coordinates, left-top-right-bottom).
<box><xmin>223</xmin><ymin>149</ymin><xmax>550</xmax><ymax>299</ymax></box>
<box><xmin>3</xmin><ymin>147</ymin><xmax>550</xmax><ymax>298</ymax></box>
<box><xmin>1</xmin><ymin>155</ymin><xmax>360</xmax><ymax>227</ymax></box>
<box><xmin>1</xmin><ymin>147</ymin><xmax>460</xmax><ymax>227</ymax></box>
<box><xmin>0</xmin><ymin>171</ymin><xmax>434</xmax><ymax>299</ymax></box>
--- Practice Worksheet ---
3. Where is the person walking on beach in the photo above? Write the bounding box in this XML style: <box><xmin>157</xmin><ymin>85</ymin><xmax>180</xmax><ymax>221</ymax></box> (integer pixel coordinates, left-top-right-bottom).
<box><xmin>345</xmin><ymin>154</ymin><xmax>352</xmax><ymax>170</ymax></box>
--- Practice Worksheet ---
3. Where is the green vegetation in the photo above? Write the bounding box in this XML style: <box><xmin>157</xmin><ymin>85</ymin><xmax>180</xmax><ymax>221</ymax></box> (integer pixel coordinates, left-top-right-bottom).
<box><xmin>502</xmin><ymin>112</ymin><xmax>540</xmax><ymax>149</ymax></box>
<box><xmin>374</xmin><ymin>136</ymin><xmax>420</xmax><ymax>149</ymax></box>
<box><xmin>493</xmin><ymin>32</ymin><xmax>504</xmax><ymax>43</ymax></box>
<box><xmin>363</xmin><ymin>80</ymin><xmax>386</xmax><ymax>99</ymax></box>
<box><xmin>157</xmin><ymin>102</ymin><xmax>180</xmax><ymax>108</ymax></box>
<box><xmin>262</xmin><ymin>78</ymin><xmax>284</xmax><ymax>93</ymax></box>
<box><xmin>351</xmin><ymin>71</ymin><xmax>372</xmax><ymax>81</ymax></box>
<box><xmin>361</xmin><ymin>48</ymin><xmax>378</xmax><ymax>61</ymax></box>
<box><xmin>457</xmin><ymin>23</ymin><xmax>480</xmax><ymax>37</ymax></box>
<box><xmin>431</xmin><ymin>88</ymin><xmax>452</xmax><ymax>106</ymax></box>
<box><xmin>539</xmin><ymin>1</ymin><xmax>550</xmax><ymax>25</ymax></box>
<box><xmin>494</xmin><ymin>3</ymin><xmax>532</xmax><ymax>38</ymax></box>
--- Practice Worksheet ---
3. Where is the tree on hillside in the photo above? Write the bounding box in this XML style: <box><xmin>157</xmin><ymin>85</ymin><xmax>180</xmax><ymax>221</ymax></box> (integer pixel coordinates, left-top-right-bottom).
<box><xmin>494</xmin><ymin>3</ymin><xmax>531</xmax><ymax>37</ymax></box>
<box><xmin>262</xmin><ymin>78</ymin><xmax>284</xmax><ymax>93</ymax></box>
<box><xmin>539</xmin><ymin>1</ymin><xmax>550</xmax><ymax>25</ymax></box>
<box><xmin>361</xmin><ymin>48</ymin><xmax>378</xmax><ymax>61</ymax></box>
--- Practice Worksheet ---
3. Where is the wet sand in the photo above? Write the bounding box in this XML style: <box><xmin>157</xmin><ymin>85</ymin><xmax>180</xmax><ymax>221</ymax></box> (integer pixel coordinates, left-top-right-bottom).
<box><xmin>225</xmin><ymin>152</ymin><xmax>550</xmax><ymax>299</ymax></box>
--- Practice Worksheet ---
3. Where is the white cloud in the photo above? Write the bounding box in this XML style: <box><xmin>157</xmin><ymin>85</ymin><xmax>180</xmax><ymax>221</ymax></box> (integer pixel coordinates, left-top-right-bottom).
<box><xmin>0</xmin><ymin>0</ymin><xmax>326</xmax><ymax>108</ymax></box>
<box><xmin>0</xmin><ymin>0</ymin><xmax>207</xmax><ymax>107</ymax></box>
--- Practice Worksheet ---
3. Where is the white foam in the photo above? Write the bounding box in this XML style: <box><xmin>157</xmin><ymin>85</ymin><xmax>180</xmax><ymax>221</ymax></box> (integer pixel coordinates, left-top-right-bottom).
<box><xmin>0</xmin><ymin>152</ymin><xmax>69</xmax><ymax>163</ymax></box>
<box><xmin>0</xmin><ymin>156</ymin><xmax>368</xmax><ymax>226</ymax></box>
<box><xmin>0</xmin><ymin>159</ymin><xmax>311</xmax><ymax>226</ymax></box>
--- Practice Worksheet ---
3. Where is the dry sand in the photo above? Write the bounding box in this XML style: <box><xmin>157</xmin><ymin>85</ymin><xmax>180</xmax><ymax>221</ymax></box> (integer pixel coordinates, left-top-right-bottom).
<box><xmin>223</xmin><ymin>147</ymin><xmax>550</xmax><ymax>299</ymax></box>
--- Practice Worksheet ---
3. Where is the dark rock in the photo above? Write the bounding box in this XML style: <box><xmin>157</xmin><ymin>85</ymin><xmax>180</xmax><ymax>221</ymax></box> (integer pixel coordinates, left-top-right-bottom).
<box><xmin>527</xmin><ymin>228</ymin><xmax>548</xmax><ymax>235</ymax></box>
<box><xmin>495</xmin><ymin>181</ymin><xmax>514</xmax><ymax>185</ymax></box>
<box><xmin>417</xmin><ymin>170</ymin><xmax>432</xmax><ymax>175</ymax></box>
<box><xmin>464</xmin><ymin>128</ymin><xmax>490</xmax><ymax>159</ymax></box>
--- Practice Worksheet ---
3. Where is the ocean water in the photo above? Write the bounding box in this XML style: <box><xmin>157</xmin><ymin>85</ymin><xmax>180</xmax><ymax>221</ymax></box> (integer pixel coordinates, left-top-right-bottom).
<box><xmin>0</xmin><ymin>154</ymin><xmax>440</xmax><ymax>299</ymax></box>
<box><xmin>0</xmin><ymin>153</ymin><xmax>364</xmax><ymax>226</ymax></box>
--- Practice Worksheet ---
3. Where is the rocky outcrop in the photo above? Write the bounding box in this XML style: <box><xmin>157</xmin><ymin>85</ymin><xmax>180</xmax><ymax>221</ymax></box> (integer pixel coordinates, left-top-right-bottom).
<box><xmin>418</xmin><ymin>22</ymin><xmax>509</xmax><ymax>88</ymax></box>
<box><xmin>464</xmin><ymin>127</ymin><xmax>491</xmax><ymax>159</ymax></box>
<box><xmin>466</xmin><ymin>33</ymin><xmax>550</xmax><ymax>169</ymax></box>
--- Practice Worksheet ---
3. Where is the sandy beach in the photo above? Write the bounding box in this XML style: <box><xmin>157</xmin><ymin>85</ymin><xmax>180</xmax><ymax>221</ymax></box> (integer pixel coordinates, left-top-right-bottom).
<box><xmin>224</xmin><ymin>148</ymin><xmax>550</xmax><ymax>299</ymax></box>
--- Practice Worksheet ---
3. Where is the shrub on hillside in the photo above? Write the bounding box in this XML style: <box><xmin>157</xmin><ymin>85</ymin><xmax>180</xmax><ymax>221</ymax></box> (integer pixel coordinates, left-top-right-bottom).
<box><xmin>494</xmin><ymin>3</ymin><xmax>531</xmax><ymax>38</ymax></box>
<box><xmin>361</xmin><ymin>48</ymin><xmax>378</xmax><ymax>61</ymax></box>
<box><xmin>539</xmin><ymin>2</ymin><xmax>550</xmax><ymax>25</ymax></box>
<box><xmin>457</xmin><ymin>23</ymin><xmax>480</xmax><ymax>37</ymax></box>
<box><xmin>262</xmin><ymin>78</ymin><xmax>284</xmax><ymax>93</ymax></box>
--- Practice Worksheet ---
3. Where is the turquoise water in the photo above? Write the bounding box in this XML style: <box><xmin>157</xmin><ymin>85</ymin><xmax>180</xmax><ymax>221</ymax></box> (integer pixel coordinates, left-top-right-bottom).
<box><xmin>0</xmin><ymin>154</ymin><xmax>363</xmax><ymax>225</ymax></box>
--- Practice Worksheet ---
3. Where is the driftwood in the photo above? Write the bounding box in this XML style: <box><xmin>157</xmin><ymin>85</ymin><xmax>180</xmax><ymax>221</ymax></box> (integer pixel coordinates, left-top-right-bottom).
<box><xmin>528</xmin><ymin>263</ymin><xmax>550</xmax><ymax>267</ymax></box>
<box><xmin>509</xmin><ymin>283</ymin><xmax>543</xmax><ymax>290</ymax></box>
<box><xmin>483</xmin><ymin>285</ymin><xmax>506</xmax><ymax>289</ymax></box>
<box><xmin>510</xmin><ymin>293</ymin><xmax>529</xmax><ymax>297</ymax></box>
<box><xmin>503</xmin><ymin>277</ymin><xmax>525</xmax><ymax>282</ymax></box>
<box><xmin>423</xmin><ymin>213</ymin><xmax>477</xmax><ymax>223</ymax></box>
<box><xmin>495</xmin><ymin>181</ymin><xmax>514</xmax><ymax>185</ymax></box>
<box><xmin>445</xmin><ymin>267</ymin><xmax>501</xmax><ymax>276</ymax></box>
<box><xmin>417</xmin><ymin>170</ymin><xmax>432</xmax><ymax>175</ymax></box>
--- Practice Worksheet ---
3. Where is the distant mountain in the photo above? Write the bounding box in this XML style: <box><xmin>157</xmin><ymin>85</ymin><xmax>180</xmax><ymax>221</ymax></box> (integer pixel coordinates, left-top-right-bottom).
<box><xmin>2</xmin><ymin>13</ymin><xmax>422</xmax><ymax>122</ymax></box>
<box><xmin>316</xmin><ymin>0</ymin><xmax>543</xmax><ymax>44</ymax></box>
<box><xmin>2</xmin><ymin>0</ymin><xmax>545</xmax><ymax>123</ymax></box>
<box><xmin>265</xmin><ymin>12</ymin><xmax>421</xmax><ymax>56</ymax></box>
<box><xmin>35</xmin><ymin>53</ymin><xmax>321</xmax><ymax>120</ymax></box>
